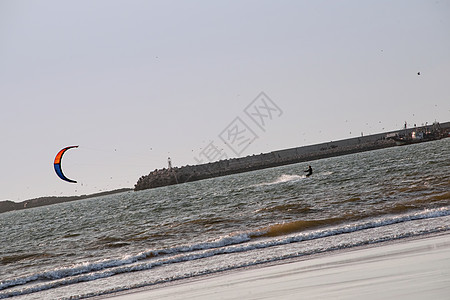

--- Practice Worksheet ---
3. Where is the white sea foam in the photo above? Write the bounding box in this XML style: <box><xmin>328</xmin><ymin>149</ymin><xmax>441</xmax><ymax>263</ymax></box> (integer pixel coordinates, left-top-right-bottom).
<box><xmin>2</xmin><ymin>207</ymin><xmax>449</xmax><ymax>299</ymax></box>
<box><xmin>252</xmin><ymin>174</ymin><xmax>306</xmax><ymax>188</ymax></box>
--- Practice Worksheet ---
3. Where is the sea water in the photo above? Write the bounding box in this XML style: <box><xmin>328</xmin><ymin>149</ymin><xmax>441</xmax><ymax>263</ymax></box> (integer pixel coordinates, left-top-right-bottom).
<box><xmin>1</xmin><ymin>139</ymin><xmax>449</xmax><ymax>299</ymax></box>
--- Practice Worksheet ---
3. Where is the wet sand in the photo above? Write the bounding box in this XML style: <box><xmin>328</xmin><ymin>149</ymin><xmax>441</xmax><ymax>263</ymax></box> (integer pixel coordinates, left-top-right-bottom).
<box><xmin>105</xmin><ymin>233</ymin><xmax>450</xmax><ymax>300</ymax></box>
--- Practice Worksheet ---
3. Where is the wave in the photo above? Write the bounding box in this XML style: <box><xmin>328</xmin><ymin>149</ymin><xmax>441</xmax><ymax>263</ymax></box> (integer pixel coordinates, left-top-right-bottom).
<box><xmin>252</xmin><ymin>174</ymin><xmax>305</xmax><ymax>188</ymax></box>
<box><xmin>254</xmin><ymin>171</ymin><xmax>334</xmax><ymax>188</ymax></box>
<box><xmin>1</xmin><ymin>206</ymin><xmax>449</xmax><ymax>299</ymax></box>
<box><xmin>259</xmin><ymin>217</ymin><xmax>348</xmax><ymax>237</ymax></box>
<box><xmin>0</xmin><ymin>252</ymin><xmax>52</xmax><ymax>265</ymax></box>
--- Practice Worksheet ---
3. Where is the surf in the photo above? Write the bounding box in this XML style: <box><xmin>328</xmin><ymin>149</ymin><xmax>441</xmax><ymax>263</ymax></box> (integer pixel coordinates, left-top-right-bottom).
<box><xmin>251</xmin><ymin>174</ymin><xmax>306</xmax><ymax>188</ymax></box>
<box><xmin>2</xmin><ymin>206</ymin><xmax>449</xmax><ymax>299</ymax></box>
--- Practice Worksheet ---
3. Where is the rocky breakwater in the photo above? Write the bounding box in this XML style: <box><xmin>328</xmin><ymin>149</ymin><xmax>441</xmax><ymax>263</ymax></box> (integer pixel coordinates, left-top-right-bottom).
<box><xmin>134</xmin><ymin>137</ymin><xmax>397</xmax><ymax>191</ymax></box>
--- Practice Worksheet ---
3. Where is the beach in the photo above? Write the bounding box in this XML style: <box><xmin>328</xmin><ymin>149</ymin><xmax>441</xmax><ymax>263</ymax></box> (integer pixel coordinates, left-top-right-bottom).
<box><xmin>104</xmin><ymin>233</ymin><xmax>450</xmax><ymax>300</ymax></box>
<box><xmin>1</xmin><ymin>140</ymin><xmax>448</xmax><ymax>299</ymax></box>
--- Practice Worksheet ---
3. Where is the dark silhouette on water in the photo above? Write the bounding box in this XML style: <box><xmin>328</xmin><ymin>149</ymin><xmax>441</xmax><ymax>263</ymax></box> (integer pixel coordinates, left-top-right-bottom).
<box><xmin>304</xmin><ymin>165</ymin><xmax>313</xmax><ymax>177</ymax></box>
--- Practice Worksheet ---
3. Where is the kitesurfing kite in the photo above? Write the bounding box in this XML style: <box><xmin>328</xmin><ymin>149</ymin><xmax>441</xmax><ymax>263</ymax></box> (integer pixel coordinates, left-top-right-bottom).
<box><xmin>54</xmin><ymin>146</ymin><xmax>78</xmax><ymax>183</ymax></box>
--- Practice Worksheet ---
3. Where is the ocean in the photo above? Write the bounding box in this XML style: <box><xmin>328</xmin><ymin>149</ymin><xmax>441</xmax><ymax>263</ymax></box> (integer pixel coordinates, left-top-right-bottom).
<box><xmin>1</xmin><ymin>138</ymin><xmax>449</xmax><ymax>299</ymax></box>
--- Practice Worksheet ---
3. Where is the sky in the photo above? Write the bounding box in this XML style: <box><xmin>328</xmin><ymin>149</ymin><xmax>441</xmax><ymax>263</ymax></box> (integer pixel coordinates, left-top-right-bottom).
<box><xmin>1</xmin><ymin>0</ymin><xmax>449</xmax><ymax>201</ymax></box>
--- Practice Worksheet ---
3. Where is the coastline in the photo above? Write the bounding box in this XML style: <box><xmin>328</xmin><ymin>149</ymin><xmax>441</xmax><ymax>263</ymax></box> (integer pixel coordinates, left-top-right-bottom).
<box><xmin>100</xmin><ymin>232</ymin><xmax>450</xmax><ymax>299</ymax></box>
<box><xmin>2</xmin><ymin>122</ymin><xmax>448</xmax><ymax>212</ymax></box>
<box><xmin>2</xmin><ymin>137</ymin><xmax>448</xmax><ymax>300</ymax></box>
<box><xmin>0</xmin><ymin>188</ymin><xmax>132</xmax><ymax>214</ymax></box>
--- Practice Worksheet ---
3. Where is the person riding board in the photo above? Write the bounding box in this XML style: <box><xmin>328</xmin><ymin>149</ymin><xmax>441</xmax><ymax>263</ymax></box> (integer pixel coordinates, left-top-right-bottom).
<box><xmin>304</xmin><ymin>165</ymin><xmax>313</xmax><ymax>177</ymax></box>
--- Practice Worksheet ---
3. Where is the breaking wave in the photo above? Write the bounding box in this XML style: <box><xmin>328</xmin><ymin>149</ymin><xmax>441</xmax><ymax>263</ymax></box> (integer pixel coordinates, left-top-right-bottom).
<box><xmin>1</xmin><ymin>206</ymin><xmax>449</xmax><ymax>299</ymax></box>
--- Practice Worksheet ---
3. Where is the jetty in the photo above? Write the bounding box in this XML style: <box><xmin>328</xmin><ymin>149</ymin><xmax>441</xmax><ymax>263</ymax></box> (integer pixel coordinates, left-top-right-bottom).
<box><xmin>135</xmin><ymin>122</ymin><xmax>450</xmax><ymax>191</ymax></box>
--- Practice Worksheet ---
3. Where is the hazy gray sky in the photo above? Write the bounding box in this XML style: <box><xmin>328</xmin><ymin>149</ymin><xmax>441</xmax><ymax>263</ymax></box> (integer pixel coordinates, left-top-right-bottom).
<box><xmin>1</xmin><ymin>0</ymin><xmax>449</xmax><ymax>201</ymax></box>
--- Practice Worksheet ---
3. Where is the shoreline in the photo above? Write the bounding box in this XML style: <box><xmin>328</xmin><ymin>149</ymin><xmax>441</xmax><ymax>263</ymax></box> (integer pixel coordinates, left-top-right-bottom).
<box><xmin>97</xmin><ymin>231</ymin><xmax>450</xmax><ymax>299</ymax></box>
<box><xmin>0</xmin><ymin>188</ymin><xmax>132</xmax><ymax>214</ymax></box>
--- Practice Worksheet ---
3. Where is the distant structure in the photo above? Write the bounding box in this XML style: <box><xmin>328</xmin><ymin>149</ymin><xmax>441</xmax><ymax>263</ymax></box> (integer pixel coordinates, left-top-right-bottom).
<box><xmin>135</xmin><ymin>121</ymin><xmax>450</xmax><ymax>191</ymax></box>
<box><xmin>168</xmin><ymin>157</ymin><xmax>172</xmax><ymax>169</ymax></box>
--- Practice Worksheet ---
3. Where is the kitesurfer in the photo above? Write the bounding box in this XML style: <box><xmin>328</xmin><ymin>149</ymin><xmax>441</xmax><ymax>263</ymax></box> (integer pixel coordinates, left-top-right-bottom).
<box><xmin>304</xmin><ymin>165</ymin><xmax>313</xmax><ymax>177</ymax></box>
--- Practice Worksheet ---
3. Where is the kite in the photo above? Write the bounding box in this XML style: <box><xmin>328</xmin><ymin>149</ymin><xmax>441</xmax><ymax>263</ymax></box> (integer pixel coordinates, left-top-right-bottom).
<box><xmin>54</xmin><ymin>146</ymin><xmax>78</xmax><ymax>183</ymax></box>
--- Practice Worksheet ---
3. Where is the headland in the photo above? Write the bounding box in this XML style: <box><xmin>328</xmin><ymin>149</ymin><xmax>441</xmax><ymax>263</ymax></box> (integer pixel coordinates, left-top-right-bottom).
<box><xmin>0</xmin><ymin>188</ymin><xmax>131</xmax><ymax>214</ymax></box>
